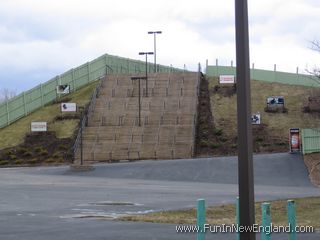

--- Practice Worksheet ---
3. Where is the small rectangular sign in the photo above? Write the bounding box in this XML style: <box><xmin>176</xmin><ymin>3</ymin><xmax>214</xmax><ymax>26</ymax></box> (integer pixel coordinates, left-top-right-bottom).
<box><xmin>251</xmin><ymin>113</ymin><xmax>261</xmax><ymax>125</ymax></box>
<box><xmin>219</xmin><ymin>75</ymin><xmax>235</xmax><ymax>84</ymax></box>
<box><xmin>31</xmin><ymin>122</ymin><xmax>47</xmax><ymax>132</ymax></box>
<box><xmin>61</xmin><ymin>103</ymin><xmax>77</xmax><ymax>112</ymax></box>
<box><xmin>56</xmin><ymin>85</ymin><xmax>70</xmax><ymax>94</ymax></box>
<box><xmin>289</xmin><ymin>128</ymin><xmax>300</xmax><ymax>153</ymax></box>
<box><xmin>267</xmin><ymin>96</ymin><xmax>284</xmax><ymax>105</ymax></box>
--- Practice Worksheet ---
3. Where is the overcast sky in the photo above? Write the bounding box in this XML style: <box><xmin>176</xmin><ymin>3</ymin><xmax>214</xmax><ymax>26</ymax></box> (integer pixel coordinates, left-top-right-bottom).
<box><xmin>0</xmin><ymin>0</ymin><xmax>319</xmax><ymax>93</ymax></box>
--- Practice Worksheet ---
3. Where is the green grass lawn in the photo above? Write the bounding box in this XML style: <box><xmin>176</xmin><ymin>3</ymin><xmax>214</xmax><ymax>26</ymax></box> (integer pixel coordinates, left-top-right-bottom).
<box><xmin>0</xmin><ymin>81</ymin><xmax>98</xmax><ymax>149</ymax></box>
<box><xmin>120</xmin><ymin>197</ymin><xmax>320</xmax><ymax>229</ymax></box>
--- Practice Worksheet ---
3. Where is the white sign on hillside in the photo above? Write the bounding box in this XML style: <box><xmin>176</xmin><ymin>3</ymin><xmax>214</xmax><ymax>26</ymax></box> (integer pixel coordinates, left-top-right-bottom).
<box><xmin>61</xmin><ymin>103</ymin><xmax>77</xmax><ymax>112</ymax></box>
<box><xmin>219</xmin><ymin>75</ymin><xmax>235</xmax><ymax>84</ymax></box>
<box><xmin>251</xmin><ymin>113</ymin><xmax>261</xmax><ymax>125</ymax></box>
<box><xmin>31</xmin><ymin>122</ymin><xmax>47</xmax><ymax>132</ymax></box>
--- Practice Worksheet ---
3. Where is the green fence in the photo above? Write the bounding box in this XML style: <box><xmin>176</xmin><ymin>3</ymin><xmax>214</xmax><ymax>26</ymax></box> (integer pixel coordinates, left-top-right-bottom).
<box><xmin>206</xmin><ymin>65</ymin><xmax>319</xmax><ymax>87</ymax></box>
<box><xmin>0</xmin><ymin>53</ymin><xmax>181</xmax><ymax>129</ymax></box>
<box><xmin>301</xmin><ymin>128</ymin><xmax>320</xmax><ymax>154</ymax></box>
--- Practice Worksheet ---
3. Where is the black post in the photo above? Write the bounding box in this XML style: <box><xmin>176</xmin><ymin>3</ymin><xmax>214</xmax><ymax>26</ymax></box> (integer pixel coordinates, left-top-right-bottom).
<box><xmin>80</xmin><ymin>120</ymin><xmax>83</xmax><ymax>165</ymax></box>
<box><xmin>235</xmin><ymin>1</ymin><xmax>255</xmax><ymax>240</ymax></box>
<box><xmin>131</xmin><ymin>77</ymin><xmax>146</xmax><ymax>127</ymax></box>
<box><xmin>145</xmin><ymin>54</ymin><xmax>148</xmax><ymax>97</ymax></box>
<box><xmin>139</xmin><ymin>52</ymin><xmax>154</xmax><ymax>97</ymax></box>
<box><xmin>138</xmin><ymin>78</ymin><xmax>141</xmax><ymax>126</ymax></box>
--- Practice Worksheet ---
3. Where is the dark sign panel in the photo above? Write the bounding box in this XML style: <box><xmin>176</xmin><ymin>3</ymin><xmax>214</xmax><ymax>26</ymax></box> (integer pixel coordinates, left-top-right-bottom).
<box><xmin>56</xmin><ymin>85</ymin><xmax>70</xmax><ymax>94</ymax></box>
<box><xmin>267</xmin><ymin>96</ymin><xmax>284</xmax><ymax>105</ymax></box>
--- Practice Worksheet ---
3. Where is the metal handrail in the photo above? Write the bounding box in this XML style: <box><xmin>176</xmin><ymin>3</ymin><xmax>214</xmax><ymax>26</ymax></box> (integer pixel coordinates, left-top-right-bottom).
<box><xmin>71</xmin><ymin>74</ymin><xmax>106</xmax><ymax>162</ymax></box>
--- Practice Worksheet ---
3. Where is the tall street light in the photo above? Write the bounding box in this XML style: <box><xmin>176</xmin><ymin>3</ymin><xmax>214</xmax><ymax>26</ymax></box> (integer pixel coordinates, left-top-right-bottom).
<box><xmin>131</xmin><ymin>76</ymin><xmax>147</xmax><ymax>127</ymax></box>
<box><xmin>235</xmin><ymin>1</ymin><xmax>255</xmax><ymax>240</ymax></box>
<box><xmin>148</xmin><ymin>31</ymin><xmax>162</xmax><ymax>72</ymax></box>
<box><xmin>139</xmin><ymin>52</ymin><xmax>154</xmax><ymax>97</ymax></box>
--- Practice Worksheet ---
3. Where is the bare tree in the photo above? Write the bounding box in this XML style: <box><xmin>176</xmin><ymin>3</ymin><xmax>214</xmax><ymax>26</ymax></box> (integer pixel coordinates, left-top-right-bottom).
<box><xmin>310</xmin><ymin>40</ymin><xmax>320</xmax><ymax>79</ymax></box>
<box><xmin>0</xmin><ymin>88</ymin><xmax>17</xmax><ymax>103</ymax></box>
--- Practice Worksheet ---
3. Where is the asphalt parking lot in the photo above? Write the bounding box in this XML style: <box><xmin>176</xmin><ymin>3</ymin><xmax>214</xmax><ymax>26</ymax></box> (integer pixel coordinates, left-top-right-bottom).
<box><xmin>0</xmin><ymin>153</ymin><xmax>319</xmax><ymax>239</ymax></box>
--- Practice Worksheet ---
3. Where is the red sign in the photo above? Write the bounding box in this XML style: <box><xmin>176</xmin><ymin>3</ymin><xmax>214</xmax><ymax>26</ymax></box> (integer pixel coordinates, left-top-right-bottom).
<box><xmin>289</xmin><ymin>128</ymin><xmax>300</xmax><ymax>153</ymax></box>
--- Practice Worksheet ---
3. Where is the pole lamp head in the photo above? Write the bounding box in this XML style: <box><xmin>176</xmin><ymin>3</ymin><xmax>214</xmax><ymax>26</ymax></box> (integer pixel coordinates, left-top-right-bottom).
<box><xmin>139</xmin><ymin>52</ymin><xmax>154</xmax><ymax>55</ymax></box>
<box><xmin>148</xmin><ymin>31</ymin><xmax>162</xmax><ymax>34</ymax></box>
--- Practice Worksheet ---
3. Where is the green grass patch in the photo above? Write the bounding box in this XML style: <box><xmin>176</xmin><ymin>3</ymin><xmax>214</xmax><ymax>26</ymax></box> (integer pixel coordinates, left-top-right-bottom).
<box><xmin>0</xmin><ymin>81</ymin><xmax>98</xmax><ymax>150</ymax></box>
<box><xmin>120</xmin><ymin>197</ymin><xmax>320</xmax><ymax>229</ymax></box>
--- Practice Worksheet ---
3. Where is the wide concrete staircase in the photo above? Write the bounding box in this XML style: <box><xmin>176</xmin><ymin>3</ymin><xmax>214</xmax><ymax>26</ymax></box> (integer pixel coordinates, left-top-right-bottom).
<box><xmin>75</xmin><ymin>71</ymin><xmax>200</xmax><ymax>163</ymax></box>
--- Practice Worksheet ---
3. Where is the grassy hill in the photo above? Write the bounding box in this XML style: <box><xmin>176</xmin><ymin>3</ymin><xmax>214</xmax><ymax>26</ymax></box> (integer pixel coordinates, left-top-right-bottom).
<box><xmin>1</xmin><ymin>73</ymin><xmax>320</xmax><ymax>165</ymax></box>
<box><xmin>0</xmin><ymin>81</ymin><xmax>98</xmax><ymax>166</ymax></box>
<box><xmin>196</xmin><ymin>76</ymin><xmax>320</xmax><ymax>156</ymax></box>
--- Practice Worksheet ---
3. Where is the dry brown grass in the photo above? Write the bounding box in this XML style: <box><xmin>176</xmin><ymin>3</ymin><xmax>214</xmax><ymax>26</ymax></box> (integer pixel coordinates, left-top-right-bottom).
<box><xmin>304</xmin><ymin>153</ymin><xmax>320</xmax><ymax>186</ymax></box>
<box><xmin>209</xmin><ymin>77</ymin><xmax>320</xmax><ymax>142</ymax></box>
<box><xmin>120</xmin><ymin>197</ymin><xmax>320</xmax><ymax>229</ymax></box>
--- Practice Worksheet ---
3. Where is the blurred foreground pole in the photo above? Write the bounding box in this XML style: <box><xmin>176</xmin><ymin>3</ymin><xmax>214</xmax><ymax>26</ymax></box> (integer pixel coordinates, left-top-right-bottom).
<box><xmin>235</xmin><ymin>1</ymin><xmax>256</xmax><ymax>240</ymax></box>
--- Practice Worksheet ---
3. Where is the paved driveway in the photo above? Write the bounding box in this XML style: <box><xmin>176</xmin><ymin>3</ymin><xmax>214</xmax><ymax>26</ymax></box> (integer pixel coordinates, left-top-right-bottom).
<box><xmin>0</xmin><ymin>153</ymin><xmax>319</xmax><ymax>239</ymax></box>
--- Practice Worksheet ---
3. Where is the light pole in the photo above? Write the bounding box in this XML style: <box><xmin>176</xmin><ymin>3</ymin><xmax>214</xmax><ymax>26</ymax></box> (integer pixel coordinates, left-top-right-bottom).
<box><xmin>139</xmin><ymin>52</ymin><xmax>154</xmax><ymax>97</ymax></box>
<box><xmin>131</xmin><ymin>76</ymin><xmax>147</xmax><ymax>127</ymax></box>
<box><xmin>235</xmin><ymin>1</ymin><xmax>255</xmax><ymax>240</ymax></box>
<box><xmin>148</xmin><ymin>31</ymin><xmax>162</xmax><ymax>72</ymax></box>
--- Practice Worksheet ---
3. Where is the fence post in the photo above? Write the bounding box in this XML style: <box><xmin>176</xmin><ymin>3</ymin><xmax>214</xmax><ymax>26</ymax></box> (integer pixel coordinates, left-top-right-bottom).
<box><xmin>23</xmin><ymin>92</ymin><xmax>27</xmax><ymax>116</ymax></box>
<box><xmin>215</xmin><ymin>59</ymin><xmax>219</xmax><ymax>77</ymax></box>
<box><xmin>251</xmin><ymin>63</ymin><xmax>255</xmax><ymax>80</ymax></box>
<box><xmin>287</xmin><ymin>200</ymin><xmax>297</xmax><ymax>240</ymax></box>
<box><xmin>87</xmin><ymin>62</ymin><xmax>91</xmax><ymax>82</ymax></box>
<box><xmin>205</xmin><ymin>59</ymin><xmax>208</xmax><ymax>74</ymax></box>
<box><xmin>6</xmin><ymin>101</ymin><xmax>10</xmax><ymax>125</ymax></box>
<box><xmin>197</xmin><ymin>199</ymin><xmax>206</xmax><ymax>240</ymax></box>
<box><xmin>72</xmin><ymin>68</ymin><xmax>76</xmax><ymax>91</ymax></box>
<box><xmin>56</xmin><ymin>76</ymin><xmax>60</xmax><ymax>100</ymax></box>
<box><xmin>40</xmin><ymin>83</ymin><xmax>44</xmax><ymax>106</ymax></box>
<box><xmin>236</xmin><ymin>197</ymin><xmax>240</xmax><ymax>240</ymax></box>
<box><xmin>261</xmin><ymin>202</ymin><xmax>271</xmax><ymax>240</ymax></box>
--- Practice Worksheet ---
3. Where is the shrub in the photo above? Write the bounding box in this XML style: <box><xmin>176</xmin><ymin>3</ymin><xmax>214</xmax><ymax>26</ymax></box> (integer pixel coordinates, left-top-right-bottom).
<box><xmin>4</xmin><ymin>149</ymin><xmax>14</xmax><ymax>156</ymax></box>
<box><xmin>214</xmin><ymin>128</ymin><xmax>223</xmax><ymax>136</ymax></box>
<box><xmin>255</xmin><ymin>137</ymin><xmax>264</xmax><ymax>142</ymax></box>
<box><xmin>22</xmin><ymin>151</ymin><xmax>33</xmax><ymax>157</ymax></box>
<box><xmin>52</xmin><ymin>153</ymin><xmax>60</xmax><ymax>159</ymax></box>
<box><xmin>39</xmin><ymin>150</ymin><xmax>49</xmax><ymax>156</ymax></box>
<box><xmin>34</xmin><ymin>147</ymin><xmax>44</xmax><ymax>153</ymax></box>
<box><xmin>58</xmin><ymin>144</ymin><xmax>68</xmax><ymax>151</ymax></box>
<box><xmin>219</xmin><ymin>137</ymin><xmax>228</xmax><ymax>142</ymax></box>
<box><xmin>45</xmin><ymin>158</ymin><xmax>56</xmax><ymax>164</ymax></box>
<box><xmin>275</xmin><ymin>141</ymin><xmax>287</xmax><ymax>146</ymax></box>
<box><xmin>210</xmin><ymin>143</ymin><xmax>221</xmax><ymax>149</ymax></box>
<box><xmin>57</xmin><ymin>158</ymin><xmax>65</xmax><ymax>163</ymax></box>
<box><xmin>0</xmin><ymin>160</ymin><xmax>9</xmax><ymax>165</ymax></box>
<box><xmin>27</xmin><ymin>158</ymin><xmax>38</xmax><ymax>164</ymax></box>
<box><xmin>261</xmin><ymin>143</ymin><xmax>271</xmax><ymax>147</ymax></box>
<box><xmin>17</xmin><ymin>147</ymin><xmax>28</xmax><ymax>154</ymax></box>
<box><xmin>14</xmin><ymin>159</ymin><xmax>24</xmax><ymax>165</ymax></box>
<box><xmin>8</xmin><ymin>154</ymin><xmax>18</xmax><ymax>160</ymax></box>
<box><xmin>199</xmin><ymin>140</ymin><xmax>209</xmax><ymax>148</ymax></box>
